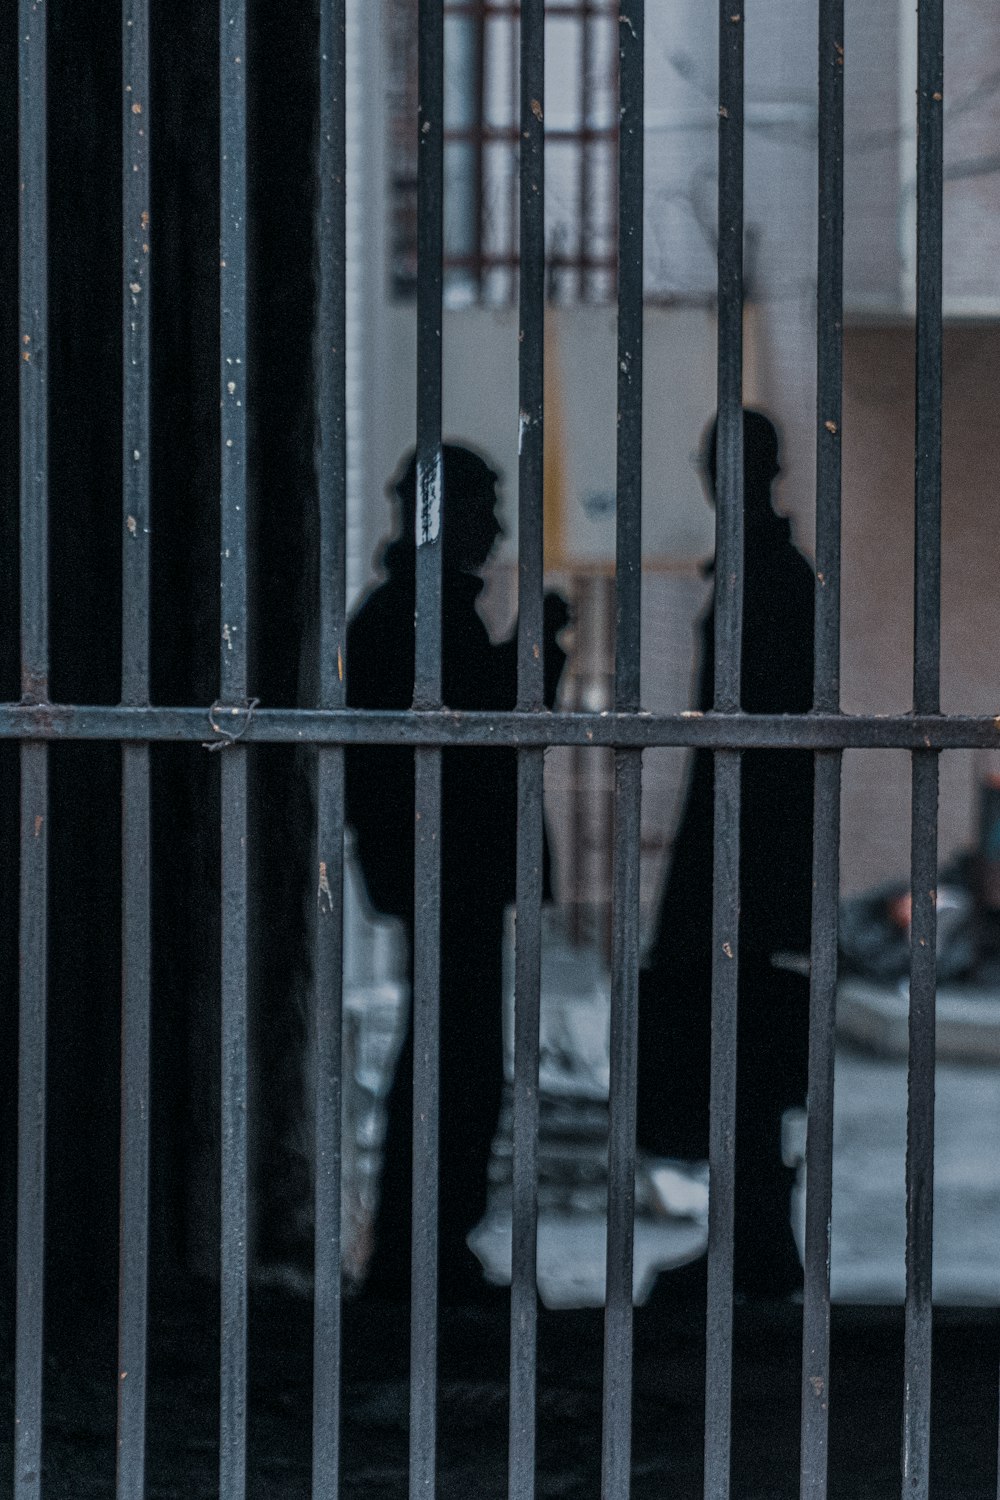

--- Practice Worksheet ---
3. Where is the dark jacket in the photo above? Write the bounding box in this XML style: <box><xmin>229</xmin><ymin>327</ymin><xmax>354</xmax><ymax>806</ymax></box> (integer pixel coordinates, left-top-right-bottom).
<box><xmin>345</xmin><ymin>543</ymin><xmax>564</xmax><ymax>924</ymax></box>
<box><xmin>646</xmin><ymin>501</ymin><xmax>815</xmax><ymax>975</ymax></box>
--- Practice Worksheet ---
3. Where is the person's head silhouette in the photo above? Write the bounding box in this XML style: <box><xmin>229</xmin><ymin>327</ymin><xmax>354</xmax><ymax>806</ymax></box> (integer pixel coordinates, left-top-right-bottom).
<box><xmin>700</xmin><ymin>409</ymin><xmax>781</xmax><ymax>506</ymax></box>
<box><xmin>389</xmin><ymin>443</ymin><xmax>503</xmax><ymax>573</ymax></box>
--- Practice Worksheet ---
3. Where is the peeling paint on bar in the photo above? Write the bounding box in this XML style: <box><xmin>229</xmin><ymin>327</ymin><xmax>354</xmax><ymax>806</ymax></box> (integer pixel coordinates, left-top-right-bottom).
<box><xmin>4</xmin><ymin>703</ymin><xmax>1000</xmax><ymax>752</ymax></box>
<box><xmin>416</xmin><ymin>446</ymin><xmax>442</xmax><ymax>545</ymax></box>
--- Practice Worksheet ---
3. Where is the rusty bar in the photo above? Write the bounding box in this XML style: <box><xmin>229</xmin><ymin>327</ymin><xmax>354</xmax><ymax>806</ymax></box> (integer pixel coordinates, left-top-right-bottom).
<box><xmin>16</xmin><ymin>745</ymin><xmax>47</xmax><ymax>1500</ymax></box>
<box><xmin>15</xmin><ymin>0</ymin><xmax>49</xmax><ymax>1493</ymax></box>
<box><xmin>410</xmin><ymin>2</ymin><xmax>445</xmax><ymax>1495</ymax></box>
<box><xmin>8</xmin><ymin>704</ymin><xmax>1000</xmax><ymax>752</ymax></box>
<box><xmin>472</xmin><ymin>0</ymin><xmax>486</xmax><ymax>297</ymax></box>
<box><xmin>902</xmin><ymin>0</ymin><xmax>943</xmax><ymax>1491</ymax></box>
<box><xmin>509</xmin><ymin>749</ymin><xmax>543</xmax><ymax>1500</ymax></box>
<box><xmin>312</xmin><ymin>0</ymin><xmax>348</xmax><ymax>1494</ymax></box>
<box><xmin>509</xmin><ymin>0</ymin><xmax>545</xmax><ymax>1490</ymax></box>
<box><xmin>902</xmin><ymin>751</ymin><xmax>939</xmax><ymax>1499</ymax></box>
<box><xmin>800</xmin><ymin>0</ymin><xmax>845</xmax><ymax>1493</ymax></box>
<box><xmin>219</xmin><ymin>0</ymin><xmax>250</xmax><ymax>1494</ymax></box>
<box><xmin>576</xmin><ymin>3</ymin><xmax>592</xmax><ymax>301</ymax></box>
<box><xmin>116</xmin><ymin>2</ymin><xmax>153</xmax><ymax>1496</ymax></box>
<box><xmin>601</xmin><ymin>751</ymin><xmax>642</xmax><ymax>1499</ymax></box>
<box><xmin>704</xmin><ymin>5</ymin><xmax>745</xmax><ymax>1493</ymax></box>
<box><xmin>601</xmin><ymin>4</ymin><xmax>644</xmax><ymax>1495</ymax></box>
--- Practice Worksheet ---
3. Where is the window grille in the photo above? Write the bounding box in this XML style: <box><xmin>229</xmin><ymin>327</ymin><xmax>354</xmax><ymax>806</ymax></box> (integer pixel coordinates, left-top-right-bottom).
<box><xmin>390</xmin><ymin>0</ymin><xmax>620</xmax><ymax>304</ymax></box>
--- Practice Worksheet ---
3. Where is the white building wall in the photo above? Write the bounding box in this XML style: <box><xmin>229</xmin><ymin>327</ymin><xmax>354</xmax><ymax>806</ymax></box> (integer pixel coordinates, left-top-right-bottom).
<box><xmin>348</xmin><ymin>2</ymin><xmax>1000</xmax><ymax>925</ymax></box>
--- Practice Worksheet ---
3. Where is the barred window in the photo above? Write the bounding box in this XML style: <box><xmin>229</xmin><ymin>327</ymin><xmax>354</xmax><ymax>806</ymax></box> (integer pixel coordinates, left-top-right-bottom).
<box><xmin>389</xmin><ymin>0</ymin><xmax>620</xmax><ymax>306</ymax></box>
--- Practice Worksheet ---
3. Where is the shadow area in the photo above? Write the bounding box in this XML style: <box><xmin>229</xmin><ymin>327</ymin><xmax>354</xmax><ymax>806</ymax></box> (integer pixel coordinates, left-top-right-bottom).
<box><xmin>0</xmin><ymin>1289</ymin><xmax>996</xmax><ymax>1498</ymax></box>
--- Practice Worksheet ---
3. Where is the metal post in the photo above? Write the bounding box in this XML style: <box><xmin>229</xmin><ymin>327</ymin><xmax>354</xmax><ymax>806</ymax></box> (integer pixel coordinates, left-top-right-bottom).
<box><xmin>411</xmin><ymin>3</ymin><xmax>445</xmax><ymax>1495</ymax></box>
<box><xmin>601</xmin><ymin>5</ymin><xmax>643</xmax><ymax>1496</ymax></box>
<box><xmin>219</xmin><ymin>2</ymin><xmax>250</xmax><ymax>1494</ymax></box>
<box><xmin>15</xmin><ymin>0</ymin><xmax>50</xmax><ymax>1493</ymax></box>
<box><xmin>313</xmin><ymin>1</ymin><xmax>348</xmax><ymax>1495</ymax></box>
<box><xmin>799</xmin><ymin>3</ymin><xmax>844</xmax><ymax>1496</ymax></box>
<box><xmin>705</xmin><ymin>5</ymin><xmax>745</xmax><ymax>1496</ymax></box>
<box><xmin>509</xmin><ymin>0</ymin><xmax>545</xmax><ymax>1493</ymax></box>
<box><xmin>902</xmin><ymin>2</ymin><xmax>943</xmax><ymax>1493</ymax></box>
<box><xmin>117</xmin><ymin>0</ymin><xmax>153</xmax><ymax>1493</ymax></box>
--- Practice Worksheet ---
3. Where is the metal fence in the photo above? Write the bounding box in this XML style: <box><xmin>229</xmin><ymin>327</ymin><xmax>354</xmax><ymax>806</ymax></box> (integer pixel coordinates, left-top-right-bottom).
<box><xmin>4</xmin><ymin>0</ymin><xmax>959</xmax><ymax>1497</ymax></box>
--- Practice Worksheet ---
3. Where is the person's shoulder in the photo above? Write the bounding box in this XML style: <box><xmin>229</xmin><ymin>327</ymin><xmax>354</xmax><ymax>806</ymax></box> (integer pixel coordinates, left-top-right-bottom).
<box><xmin>767</xmin><ymin>524</ymin><xmax>814</xmax><ymax>590</ymax></box>
<box><xmin>346</xmin><ymin>578</ymin><xmax>411</xmax><ymax>684</ymax></box>
<box><xmin>348</xmin><ymin>577</ymin><xmax>407</xmax><ymax>637</ymax></box>
<box><xmin>789</xmin><ymin>542</ymin><xmax>817</xmax><ymax>601</ymax></box>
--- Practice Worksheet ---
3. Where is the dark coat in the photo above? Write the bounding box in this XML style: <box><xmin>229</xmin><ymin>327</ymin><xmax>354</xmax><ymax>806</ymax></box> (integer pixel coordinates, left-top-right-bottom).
<box><xmin>344</xmin><ymin>542</ymin><xmax>565</xmax><ymax>1294</ymax></box>
<box><xmin>345</xmin><ymin>542</ymin><xmax>564</xmax><ymax>924</ymax></box>
<box><xmin>646</xmin><ymin>502</ymin><xmax>816</xmax><ymax>975</ymax></box>
<box><xmin>637</xmin><ymin>498</ymin><xmax>815</xmax><ymax>1224</ymax></box>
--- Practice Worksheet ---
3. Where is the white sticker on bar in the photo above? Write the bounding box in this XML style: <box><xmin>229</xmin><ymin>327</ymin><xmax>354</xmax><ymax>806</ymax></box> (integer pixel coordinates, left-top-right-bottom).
<box><xmin>417</xmin><ymin>448</ymin><xmax>442</xmax><ymax>546</ymax></box>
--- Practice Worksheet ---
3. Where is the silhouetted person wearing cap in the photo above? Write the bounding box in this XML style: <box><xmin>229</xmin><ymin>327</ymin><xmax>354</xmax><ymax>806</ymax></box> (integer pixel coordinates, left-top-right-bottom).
<box><xmin>345</xmin><ymin>444</ymin><xmax>568</xmax><ymax>1303</ymax></box>
<box><xmin>638</xmin><ymin>410</ymin><xmax>814</xmax><ymax>1298</ymax></box>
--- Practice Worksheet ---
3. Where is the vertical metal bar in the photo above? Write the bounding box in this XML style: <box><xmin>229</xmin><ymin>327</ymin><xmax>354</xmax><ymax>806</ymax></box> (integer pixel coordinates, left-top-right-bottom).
<box><xmin>601</xmin><ymin>7</ymin><xmax>643</xmax><ymax>1497</ymax></box>
<box><xmin>509</xmin><ymin>2</ymin><xmax>545</xmax><ymax>1492</ymax></box>
<box><xmin>219</xmin><ymin>2</ymin><xmax>250</xmax><ymax>1496</ymax></box>
<box><xmin>17</xmin><ymin>5</ymin><xmax>48</xmax><ymax>712</ymax></box>
<box><xmin>911</xmin><ymin>0</ymin><xmax>943</xmax><ymax>723</ymax></box>
<box><xmin>312</xmin><ymin>1</ymin><xmax>348</xmax><ymax>1496</ymax></box>
<box><xmin>121</xmin><ymin>0</ymin><xmax>152</xmax><ymax>715</ymax></box>
<box><xmin>601</xmin><ymin>753</ymin><xmax>642</xmax><ymax>1500</ymax></box>
<box><xmin>703</xmin><ymin>748</ymin><xmax>739</xmax><ymax>1500</ymax></box>
<box><xmin>611</xmin><ymin>0</ymin><xmax>643</xmax><ymax>722</ymax></box>
<box><xmin>903</xmin><ymin>751</ymin><xmax>938</xmax><ymax>1499</ymax></box>
<box><xmin>903</xmin><ymin>7</ymin><xmax>942</xmax><ymax>1494</ymax></box>
<box><xmin>705</xmin><ymin>7</ymin><xmax>744</xmax><ymax>1498</ymax></box>
<box><xmin>509</xmin><ymin>0</ymin><xmax>545</xmax><ymax>1494</ymax></box>
<box><xmin>509</xmin><ymin>751</ymin><xmax>543</xmax><ymax>1498</ymax></box>
<box><xmin>413</xmin><ymin>0</ymin><xmax>444</xmax><ymax>713</ymax></box>
<box><xmin>472</xmin><ymin>0</ymin><xmax>486</xmax><ymax>300</ymax></box>
<box><xmin>411</xmin><ymin>4</ymin><xmax>444</xmax><ymax>1497</ymax></box>
<box><xmin>219</xmin><ymin>758</ymin><xmax>248</xmax><ymax>1500</ymax></box>
<box><xmin>16</xmin><ymin>1</ymin><xmax>49</xmax><ymax>1496</ymax></box>
<box><xmin>508</xmin><ymin>11</ymin><xmax>519</xmax><ymax>306</ymax></box>
<box><xmin>313</xmin><ymin>749</ymin><xmax>344</xmax><ymax>1496</ymax></box>
<box><xmin>118</xmin><ymin>758</ymin><xmax>151</xmax><ymax>1498</ymax></box>
<box><xmin>409</xmin><ymin>747</ymin><xmax>441</xmax><ymax>1500</ymax></box>
<box><xmin>568</xmin><ymin>576</ymin><xmax>586</xmax><ymax>946</ymax></box>
<box><xmin>517</xmin><ymin>0</ymin><xmax>544</xmax><ymax>718</ymax></box>
<box><xmin>576</xmin><ymin>3</ymin><xmax>592</xmax><ymax>302</ymax></box>
<box><xmin>811</xmin><ymin>0</ymin><xmax>844</xmax><ymax>723</ymax></box>
<box><xmin>607</xmin><ymin>7</ymin><xmax>620</xmax><ymax>316</ymax></box>
<box><xmin>799</xmin><ymin>755</ymin><xmax>840</xmax><ymax>1500</ymax></box>
<box><xmin>117</xmin><ymin>1</ymin><xmax>152</xmax><ymax>1495</ymax></box>
<box><xmin>713</xmin><ymin>4</ymin><xmax>744</xmax><ymax>719</ymax></box>
<box><xmin>799</xmin><ymin>4</ymin><xmax>844</xmax><ymax>1498</ymax></box>
<box><xmin>16</xmin><ymin>748</ymin><xmax>47</xmax><ymax>1500</ymax></box>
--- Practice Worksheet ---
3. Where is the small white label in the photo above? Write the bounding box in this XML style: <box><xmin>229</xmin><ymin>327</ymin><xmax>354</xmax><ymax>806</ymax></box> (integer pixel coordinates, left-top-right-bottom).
<box><xmin>416</xmin><ymin>449</ymin><xmax>442</xmax><ymax>546</ymax></box>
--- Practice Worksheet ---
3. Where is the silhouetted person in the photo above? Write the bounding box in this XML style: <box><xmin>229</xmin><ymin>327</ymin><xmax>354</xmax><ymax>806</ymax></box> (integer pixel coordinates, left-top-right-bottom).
<box><xmin>345</xmin><ymin>444</ymin><xmax>568</xmax><ymax>1302</ymax></box>
<box><xmin>638</xmin><ymin>410</ymin><xmax>814</xmax><ymax>1298</ymax></box>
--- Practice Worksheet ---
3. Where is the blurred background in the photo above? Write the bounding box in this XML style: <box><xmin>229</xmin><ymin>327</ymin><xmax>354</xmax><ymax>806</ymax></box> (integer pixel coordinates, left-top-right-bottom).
<box><xmin>323</xmin><ymin>0</ymin><xmax>1000</xmax><ymax>1307</ymax></box>
<box><xmin>2</xmin><ymin>0</ymin><xmax>999</xmax><ymax>1320</ymax></box>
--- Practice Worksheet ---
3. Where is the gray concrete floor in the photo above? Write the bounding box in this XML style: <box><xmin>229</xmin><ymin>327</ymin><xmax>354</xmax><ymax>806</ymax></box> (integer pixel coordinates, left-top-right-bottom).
<box><xmin>830</xmin><ymin>1043</ymin><xmax>1000</xmax><ymax>1303</ymax></box>
<box><xmin>469</xmin><ymin>1042</ymin><xmax>1000</xmax><ymax>1308</ymax></box>
<box><xmin>5</xmin><ymin>921</ymin><xmax>1000</xmax><ymax>1496</ymax></box>
<box><xmin>468</xmin><ymin>923</ymin><xmax>1000</xmax><ymax>1307</ymax></box>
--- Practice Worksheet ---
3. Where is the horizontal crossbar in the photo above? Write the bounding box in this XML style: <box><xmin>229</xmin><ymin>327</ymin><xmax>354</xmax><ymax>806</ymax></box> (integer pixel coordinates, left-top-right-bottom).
<box><xmin>2</xmin><ymin>702</ymin><xmax>998</xmax><ymax>750</ymax></box>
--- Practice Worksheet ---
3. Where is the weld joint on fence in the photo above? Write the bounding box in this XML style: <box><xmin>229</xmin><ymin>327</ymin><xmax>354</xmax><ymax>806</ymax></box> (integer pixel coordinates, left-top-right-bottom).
<box><xmin>203</xmin><ymin>696</ymin><xmax>260</xmax><ymax>751</ymax></box>
<box><xmin>20</xmin><ymin>679</ymin><xmax>49</xmax><ymax>709</ymax></box>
